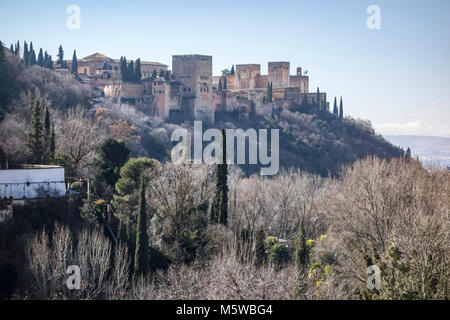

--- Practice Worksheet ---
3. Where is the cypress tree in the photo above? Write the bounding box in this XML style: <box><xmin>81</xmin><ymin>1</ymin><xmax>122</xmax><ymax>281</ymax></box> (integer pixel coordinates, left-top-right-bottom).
<box><xmin>270</xmin><ymin>81</ymin><xmax>273</xmax><ymax>102</ymax></box>
<box><xmin>127</xmin><ymin>222</ymin><xmax>135</xmax><ymax>253</ymax></box>
<box><xmin>37</xmin><ymin>48</ymin><xmax>44</xmax><ymax>67</ymax></box>
<box><xmin>0</xmin><ymin>41</ymin><xmax>15</xmax><ymax>114</ymax></box>
<box><xmin>230</xmin><ymin>65</ymin><xmax>235</xmax><ymax>75</ymax></box>
<box><xmin>14</xmin><ymin>41</ymin><xmax>20</xmax><ymax>56</ymax></box>
<box><xmin>164</xmin><ymin>70</ymin><xmax>170</xmax><ymax>81</ymax></box>
<box><xmin>23</xmin><ymin>41</ymin><xmax>29</xmax><ymax>66</ymax></box>
<box><xmin>49</xmin><ymin>123</ymin><xmax>56</xmax><ymax>163</ymax></box>
<box><xmin>254</xmin><ymin>229</ymin><xmax>266</xmax><ymax>266</ymax></box>
<box><xmin>29</xmin><ymin>48</ymin><xmax>36</xmax><ymax>66</ymax></box>
<box><xmin>267</xmin><ymin>82</ymin><xmax>273</xmax><ymax>102</ymax></box>
<box><xmin>316</xmin><ymin>87</ymin><xmax>320</xmax><ymax>108</ymax></box>
<box><xmin>9</xmin><ymin>44</ymin><xmax>13</xmax><ymax>52</ymax></box>
<box><xmin>43</xmin><ymin>51</ymin><xmax>49</xmax><ymax>68</ymax></box>
<box><xmin>119</xmin><ymin>56</ymin><xmax>127</xmax><ymax>81</ymax></box>
<box><xmin>333</xmin><ymin>97</ymin><xmax>338</xmax><ymax>116</ymax></box>
<box><xmin>250</xmin><ymin>99</ymin><xmax>256</xmax><ymax>118</ymax></box>
<box><xmin>151</xmin><ymin>69</ymin><xmax>157</xmax><ymax>79</ymax></box>
<box><xmin>134</xmin><ymin>178</ymin><xmax>149</xmax><ymax>274</ymax></box>
<box><xmin>223</xmin><ymin>76</ymin><xmax>227</xmax><ymax>90</ymax></box>
<box><xmin>71</xmin><ymin>50</ymin><xmax>78</xmax><ymax>74</ymax></box>
<box><xmin>127</xmin><ymin>60</ymin><xmax>135</xmax><ymax>82</ymax></box>
<box><xmin>27</xmin><ymin>99</ymin><xmax>44</xmax><ymax>163</ymax></box>
<box><xmin>57</xmin><ymin>45</ymin><xmax>64</xmax><ymax>67</ymax></box>
<box><xmin>118</xmin><ymin>219</ymin><xmax>128</xmax><ymax>243</ymax></box>
<box><xmin>405</xmin><ymin>147</ymin><xmax>411</xmax><ymax>160</ymax></box>
<box><xmin>44</xmin><ymin>53</ymin><xmax>53</xmax><ymax>69</ymax></box>
<box><xmin>43</xmin><ymin>106</ymin><xmax>51</xmax><ymax>163</ymax></box>
<box><xmin>295</xmin><ymin>219</ymin><xmax>309</xmax><ymax>270</ymax></box>
<box><xmin>339</xmin><ymin>96</ymin><xmax>344</xmax><ymax>119</ymax></box>
<box><xmin>135</xmin><ymin>58</ymin><xmax>141</xmax><ymax>82</ymax></box>
<box><xmin>210</xmin><ymin>129</ymin><xmax>228</xmax><ymax>225</ymax></box>
<box><xmin>218</xmin><ymin>78</ymin><xmax>222</xmax><ymax>92</ymax></box>
<box><xmin>28</xmin><ymin>42</ymin><xmax>36</xmax><ymax>66</ymax></box>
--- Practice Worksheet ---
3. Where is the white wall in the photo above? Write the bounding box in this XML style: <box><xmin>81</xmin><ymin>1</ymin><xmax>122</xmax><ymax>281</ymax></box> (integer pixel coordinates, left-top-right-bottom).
<box><xmin>0</xmin><ymin>167</ymin><xmax>66</xmax><ymax>199</ymax></box>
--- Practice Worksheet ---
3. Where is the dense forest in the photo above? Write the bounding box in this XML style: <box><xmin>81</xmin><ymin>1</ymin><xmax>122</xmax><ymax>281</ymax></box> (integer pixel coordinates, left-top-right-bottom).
<box><xmin>0</xmin><ymin>42</ymin><xmax>448</xmax><ymax>300</ymax></box>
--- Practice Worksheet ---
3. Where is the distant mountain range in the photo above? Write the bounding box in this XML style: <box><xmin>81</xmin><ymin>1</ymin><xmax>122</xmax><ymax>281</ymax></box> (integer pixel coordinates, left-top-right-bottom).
<box><xmin>385</xmin><ymin>135</ymin><xmax>450</xmax><ymax>168</ymax></box>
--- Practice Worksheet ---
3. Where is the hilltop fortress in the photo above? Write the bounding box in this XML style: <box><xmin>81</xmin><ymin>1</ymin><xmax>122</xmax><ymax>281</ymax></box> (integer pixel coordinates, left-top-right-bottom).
<box><xmin>61</xmin><ymin>53</ymin><xmax>329</xmax><ymax>123</ymax></box>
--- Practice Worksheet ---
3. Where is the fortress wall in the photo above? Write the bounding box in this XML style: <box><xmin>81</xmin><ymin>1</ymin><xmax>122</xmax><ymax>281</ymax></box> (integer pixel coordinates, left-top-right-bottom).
<box><xmin>225</xmin><ymin>74</ymin><xmax>236</xmax><ymax>89</ymax></box>
<box><xmin>104</xmin><ymin>83</ymin><xmax>144</xmax><ymax>99</ymax></box>
<box><xmin>255</xmin><ymin>75</ymin><xmax>268</xmax><ymax>89</ymax></box>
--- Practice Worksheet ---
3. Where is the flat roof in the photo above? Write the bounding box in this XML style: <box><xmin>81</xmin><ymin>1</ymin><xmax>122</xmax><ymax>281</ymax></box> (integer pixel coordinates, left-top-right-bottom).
<box><xmin>1</xmin><ymin>164</ymin><xmax>64</xmax><ymax>170</ymax></box>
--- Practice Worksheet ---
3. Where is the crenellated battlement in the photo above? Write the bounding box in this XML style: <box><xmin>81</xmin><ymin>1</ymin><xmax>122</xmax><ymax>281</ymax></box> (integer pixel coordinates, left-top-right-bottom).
<box><xmin>173</xmin><ymin>54</ymin><xmax>212</xmax><ymax>60</ymax></box>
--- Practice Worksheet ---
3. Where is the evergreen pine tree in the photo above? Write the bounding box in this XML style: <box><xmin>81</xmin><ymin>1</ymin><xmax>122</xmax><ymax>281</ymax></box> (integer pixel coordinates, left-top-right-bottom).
<box><xmin>218</xmin><ymin>78</ymin><xmax>222</xmax><ymax>92</ymax></box>
<box><xmin>37</xmin><ymin>48</ymin><xmax>44</xmax><ymax>67</ymax></box>
<box><xmin>93</xmin><ymin>138</ymin><xmax>129</xmax><ymax>198</ymax></box>
<box><xmin>27</xmin><ymin>99</ymin><xmax>44</xmax><ymax>163</ymax></box>
<box><xmin>134</xmin><ymin>178</ymin><xmax>149</xmax><ymax>274</ymax></box>
<box><xmin>295</xmin><ymin>219</ymin><xmax>309</xmax><ymax>270</ymax></box>
<box><xmin>23</xmin><ymin>41</ymin><xmax>29</xmax><ymax>66</ymax></box>
<box><xmin>339</xmin><ymin>96</ymin><xmax>344</xmax><ymax>120</ymax></box>
<box><xmin>71</xmin><ymin>50</ymin><xmax>78</xmax><ymax>74</ymax></box>
<box><xmin>333</xmin><ymin>97</ymin><xmax>338</xmax><ymax>116</ymax></box>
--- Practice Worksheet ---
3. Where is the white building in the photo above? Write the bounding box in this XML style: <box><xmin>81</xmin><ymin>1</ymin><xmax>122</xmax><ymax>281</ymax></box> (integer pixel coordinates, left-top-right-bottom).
<box><xmin>0</xmin><ymin>165</ymin><xmax>66</xmax><ymax>200</ymax></box>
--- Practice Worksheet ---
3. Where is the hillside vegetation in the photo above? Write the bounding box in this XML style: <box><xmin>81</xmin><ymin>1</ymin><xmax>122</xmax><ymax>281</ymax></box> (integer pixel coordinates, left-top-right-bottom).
<box><xmin>2</xmin><ymin>44</ymin><xmax>443</xmax><ymax>301</ymax></box>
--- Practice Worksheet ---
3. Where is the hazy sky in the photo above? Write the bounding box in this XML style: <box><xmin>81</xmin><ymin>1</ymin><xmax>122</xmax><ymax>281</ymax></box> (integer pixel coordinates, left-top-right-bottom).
<box><xmin>1</xmin><ymin>0</ymin><xmax>449</xmax><ymax>137</ymax></box>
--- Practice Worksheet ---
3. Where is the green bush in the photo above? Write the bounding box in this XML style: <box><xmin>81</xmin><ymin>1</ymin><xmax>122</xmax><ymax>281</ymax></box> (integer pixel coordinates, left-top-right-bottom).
<box><xmin>267</xmin><ymin>243</ymin><xmax>290</xmax><ymax>267</ymax></box>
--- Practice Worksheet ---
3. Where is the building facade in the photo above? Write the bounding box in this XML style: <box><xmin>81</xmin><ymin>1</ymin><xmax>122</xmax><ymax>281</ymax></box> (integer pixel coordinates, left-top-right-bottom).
<box><xmin>0</xmin><ymin>165</ymin><xmax>66</xmax><ymax>199</ymax></box>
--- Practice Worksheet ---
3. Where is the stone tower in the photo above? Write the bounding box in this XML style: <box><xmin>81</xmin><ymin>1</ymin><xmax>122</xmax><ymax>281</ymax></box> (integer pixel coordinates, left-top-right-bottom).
<box><xmin>172</xmin><ymin>54</ymin><xmax>213</xmax><ymax>122</ymax></box>
<box><xmin>268</xmin><ymin>61</ymin><xmax>290</xmax><ymax>88</ymax></box>
<box><xmin>235</xmin><ymin>64</ymin><xmax>261</xmax><ymax>90</ymax></box>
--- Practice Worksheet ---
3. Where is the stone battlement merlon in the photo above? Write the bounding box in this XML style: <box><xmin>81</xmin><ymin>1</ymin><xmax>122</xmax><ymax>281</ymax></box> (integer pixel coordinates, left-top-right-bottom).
<box><xmin>172</xmin><ymin>54</ymin><xmax>212</xmax><ymax>59</ymax></box>
<box><xmin>236</xmin><ymin>64</ymin><xmax>261</xmax><ymax>67</ymax></box>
